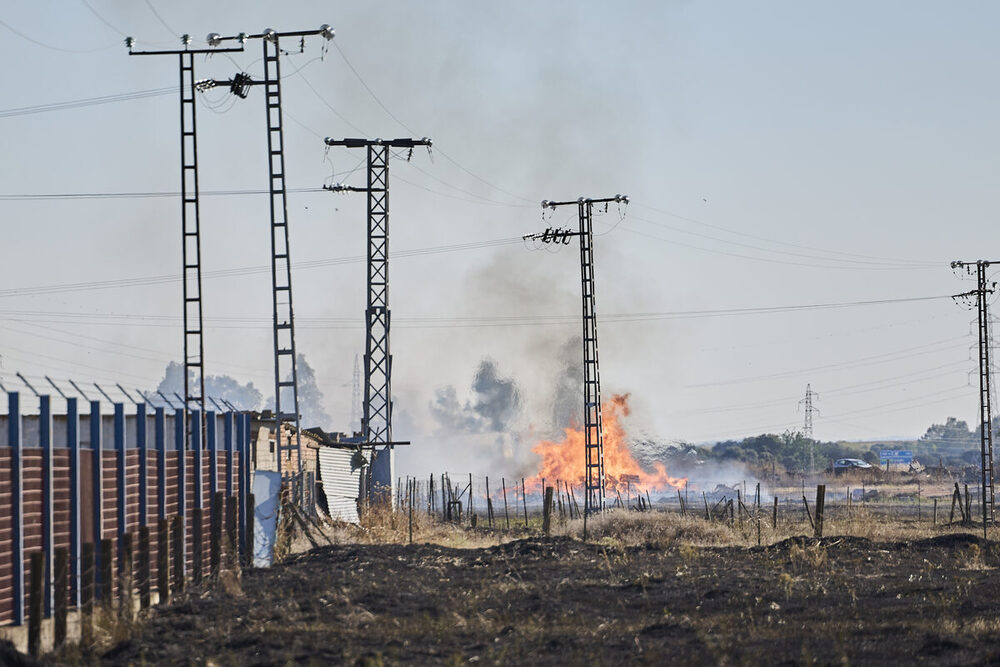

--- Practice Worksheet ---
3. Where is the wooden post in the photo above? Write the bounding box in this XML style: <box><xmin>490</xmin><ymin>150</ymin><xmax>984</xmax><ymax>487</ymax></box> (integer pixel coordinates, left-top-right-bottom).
<box><xmin>99</xmin><ymin>539</ymin><xmax>113</xmax><ymax>608</ymax></box>
<box><xmin>965</xmin><ymin>484</ymin><xmax>972</xmax><ymax>523</ymax></box>
<box><xmin>934</xmin><ymin>497</ymin><xmax>938</xmax><ymax>525</ymax></box>
<box><xmin>171</xmin><ymin>516</ymin><xmax>185</xmax><ymax>594</ymax></box>
<box><xmin>408</xmin><ymin>479</ymin><xmax>414</xmax><ymax>545</ymax></box>
<box><xmin>81</xmin><ymin>542</ymin><xmax>94</xmax><ymax>644</ymax></box>
<box><xmin>28</xmin><ymin>551</ymin><xmax>43</xmax><ymax>658</ymax></box>
<box><xmin>950</xmin><ymin>484</ymin><xmax>959</xmax><ymax>523</ymax></box>
<box><xmin>54</xmin><ymin>547</ymin><xmax>68</xmax><ymax>649</ymax></box>
<box><xmin>522</xmin><ymin>478</ymin><xmax>529</xmax><ymax>527</ymax></box>
<box><xmin>737</xmin><ymin>490</ymin><xmax>743</xmax><ymax>529</ymax></box>
<box><xmin>772</xmin><ymin>496</ymin><xmax>778</xmax><ymax>529</ymax></box>
<box><xmin>917</xmin><ymin>481</ymin><xmax>921</xmax><ymax>522</ymax></box>
<box><xmin>191</xmin><ymin>507</ymin><xmax>203</xmax><ymax>585</ymax></box>
<box><xmin>502</xmin><ymin>478</ymin><xmax>511</xmax><ymax>529</ymax></box>
<box><xmin>677</xmin><ymin>488</ymin><xmax>685</xmax><ymax>515</ymax></box>
<box><xmin>227</xmin><ymin>495</ymin><xmax>241</xmax><ymax>571</ymax></box>
<box><xmin>138</xmin><ymin>526</ymin><xmax>150</xmax><ymax>608</ymax></box>
<box><xmin>485</xmin><ymin>477</ymin><xmax>493</xmax><ymax>528</ymax></box>
<box><xmin>157</xmin><ymin>519</ymin><xmax>169</xmax><ymax>605</ymax></box>
<box><xmin>468</xmin><ymin>473</ymin><xmax>474</xmax><ymax>518</ymax></box>
<box><xmin>428</xmin><ymin>474</ymin><xmax>434</xmax><ymax>516</ymax></box>
<box><xmin>814</xmin><ymin>485</ymin><xmax>826</xmax><ymax>538</ymax></box>
<box><xmin>703</xmin><ymin>492</ymin><xmax>710</xmax><ymax>521</ymax></box>
<box><xmin>802</xmin><ymin>495</ymin><xmax>815</xmax><ymax>531</ymax></box>
<box><xmin>543</xmin><ymin>487</ymin><xmax>554</xmax><ymax>536</ymax></box>
<box><xmin>119</xmin><ymin>532</ymin><xmax>133</xmax><ymax>620</ymax></box>
<box><xmin>211</xmin><ymin>492</ymin><xmax>223</xmax><ymax>579</ymax></box>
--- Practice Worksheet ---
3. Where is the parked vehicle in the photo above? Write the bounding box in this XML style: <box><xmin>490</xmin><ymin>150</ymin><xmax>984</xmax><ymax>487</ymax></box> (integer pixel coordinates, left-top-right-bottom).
<box><xmin>833</xmin><ymin>458</ymin><xmax>873</xmax><ymax>474</ymax></box>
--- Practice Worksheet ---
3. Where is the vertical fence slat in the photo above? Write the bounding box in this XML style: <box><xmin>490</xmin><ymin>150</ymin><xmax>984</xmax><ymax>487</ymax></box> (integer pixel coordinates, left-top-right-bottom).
<box><xmin>193</xmin><ymin>410</ymin><xmax>203</xmax><ymax>511</ymax></box>
<box><xmin>40</xmin><ymin>395</ymin><xmax>53</xmax><ymax>618</ymax></box>
<box><xmin>237</xmin><ymin>414</ymin><xmax>247</xmax><ymax>559</ymax></box>
<box><xmin>175</xmin><ymin>408</ymin><xmax>185</xmax><ymax>580</ymax></box>
<box><xmin>68</xmin><ymin>398</ymin><xmax>80</xmax><ymax>608</ymax></box>
<box><xmin>90</xmin><ymin>400</ymin><xmax>103</xmax><ymax>601</ymax></box>
<box><xmin>115</xmin><ymin>403</ymin><xmax>126</xmax><ymax>573</ymax></box>
<box><xmin>208</xmin><ymin>410</ymin><xmax>217</xmax><ymax>516</ymax></box>
<box><xmin>10</xmin><ymin>392</ymin><xmax>24</xmax><ymax>625</ymax></box>
<box><xmin>137</xmin><ymin>403</ymin><xmax>147</xmax><ymax>527</ymax></box>
<box><xmin>224</xmin><ymin>412</ymin><xmax>234</xmax><ymax>497</ymax></box>
<box><xmin>155</xmin><ymin>408</ymin><xmax>166</xmax><ymax>521</ymax></box>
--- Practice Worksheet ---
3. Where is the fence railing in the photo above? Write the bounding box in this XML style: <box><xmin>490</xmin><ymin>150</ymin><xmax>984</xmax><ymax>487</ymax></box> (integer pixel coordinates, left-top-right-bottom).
<box><xmin>0</xmin><ymin>391</ymin><xmax>253</xmax><ymax>628</ymax></box>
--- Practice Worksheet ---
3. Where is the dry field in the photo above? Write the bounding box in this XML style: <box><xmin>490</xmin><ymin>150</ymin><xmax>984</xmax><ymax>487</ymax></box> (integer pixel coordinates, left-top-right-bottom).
<box><xmin>34</xmin><ymin>503</ymin><xmax>1000</xmax><ymax>666</ymax></box>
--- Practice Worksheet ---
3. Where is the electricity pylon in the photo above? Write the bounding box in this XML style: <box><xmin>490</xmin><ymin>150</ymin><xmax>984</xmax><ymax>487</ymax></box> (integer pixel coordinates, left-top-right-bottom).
<box><xmin>195</xmin><ymin>26</ymin><xmax>334</xmax><ymax>485</ymax></box>
<box><xmin>128</xmin><ymin>35</ymin><xmax>246</xmax><ymax>418</ymax></box>
<box><xmin>323</xmin><ymin>137</ymin><xmax>432</xmax><ymax>502</ymax></box>
<box><xmin>351</xmin><ymin>353</ymin><xmax>362</xmax><ymax>434</ymax></box>
<box><xmin>523</xmin><ymin>195</ymin><xmax>629</xmax><ymax>519</ymax></box>
<box><xmin>798</xmin><ymin>384</ymin><xmax>819</xmax><ymax>472</ymax></box>
<box><xmin>952</xmin><ymin>259</ymin><xmax>998</xmax><ymax>532</ymax></box>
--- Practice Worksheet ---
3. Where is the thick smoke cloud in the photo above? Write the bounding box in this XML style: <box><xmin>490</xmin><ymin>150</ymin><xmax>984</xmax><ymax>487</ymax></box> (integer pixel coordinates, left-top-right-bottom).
<box><xmin>430</xmin><ymin>359</ymin><xmax>522</xmax><ymax>434</ymax></box>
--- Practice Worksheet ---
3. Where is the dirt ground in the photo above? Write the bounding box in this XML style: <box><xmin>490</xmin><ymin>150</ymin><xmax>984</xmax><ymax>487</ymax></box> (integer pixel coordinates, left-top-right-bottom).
<box><xmin>43</xmin><ymin>524</ymin><xmax>1000</xmax><ymax>666</ymax></box>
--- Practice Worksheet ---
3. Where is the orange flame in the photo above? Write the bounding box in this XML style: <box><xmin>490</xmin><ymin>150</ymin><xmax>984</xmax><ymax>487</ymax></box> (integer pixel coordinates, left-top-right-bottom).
<box><xmin>530</xmin><ymin>393</ymin><xmax>686</xmax><ymax>494</ymax></box>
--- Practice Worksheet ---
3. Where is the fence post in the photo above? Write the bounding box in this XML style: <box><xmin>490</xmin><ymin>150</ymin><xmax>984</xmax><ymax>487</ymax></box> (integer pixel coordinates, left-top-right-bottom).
<box><xmin>224</xmin><ymin>412</ymin><xmax>234</xmax><ymax>498</ymax></box>
<box><xmin>9</xmin><ymin>392</ymin><xmax>24</xmax><ymax>625</ymax></box>
<box><xmin>208</xmin><ymin>410</ymin><xmax>218</xmax><ymax>530</ymax></box>
<box><xmin>192</xmin><ymin>410</ymin><xmax>203</xmax><ymax>583</ymax></box>
<box><xmin>81</xmin><ymin>542</ymin><xmax>95</xmax><ymax>643</ymax></box>
<box><xmin>138</xmin><ymin>525</ymin><xmax>150</xmax><ymax>608</ymax></box>
<box><xmin>119</xmin><ymin>532</ymin><xmax>133</xmax><ymax>620</ymax></box>
<box><xmin>814</xmin><ymin>485</ymin><xmax>826</xmax><ymax>538</ymax></box>
<box><xmin>543</xmin><ymin>486</ymin><xmax>554</xmax><ymax>535</ymax></box>
<box><xmin>227</xmin><ymin>495</ymin><xmax>240</xmax><ymax>570</ymax></box>
<box><xmin>175</xmin><ymin>408</ymin><xmax>186</xmax><ymax>582</ymax></box>
<box><xmin>137</xmin><ymin>403</ymin><xmax>147</xmax><ymax>530</ymax></box>
<box><xmin>99</xmin><ymin>538</ymin><xmax>113</xmax><ymax>608</ymax></box>
<box><xmin>155</xmin><ymin>408</ymin><xmax>166</xmax><ymax>522</ymax></box>
<box><xmin>773</xmin><ymin>496</ymin><xmax>778</xmax><ymax>529</ymax></box>
<box><xmin>157</xmin><ymin>519</ymin><xmax>169</xmax><ymax>605</ymax></box>
<box><xmin>54</xmin><ymin>546</ymin><xmax>68</xmax><ymax>648</ymax></box>
<box><xmin>28</xmin><ymin>551</ymin><xmax>43</xmax><ymax>658</ymax></box>
<box><xmin>115</xmin><ymin>403</ymin><xmax>127</xmax><ymax>575</ymax></box>
<box><xmin>236</xmin><ymin>414</ymin><xmax>247</xmax><ymax>559</ymax></box>
<box><xmin>171</xmin><ymin>516</ymin><xmax>184</xmax><ymax>594</ymax></box>
<box><xmin>67</xmin><ymin>398</ymin><xmax>81</xmax><ymax>609</ymax></box>
<box><xmin>40</xmin><ymin>395</ymin><xmax>54</xmax><ymax>618</ymax></box>
<box><xmin>211</xmin><ymin>491</ymin><xmax>223</xmax><ymax>579</ymax></box>
<box><xmin>90</xmin><ymin>400</ymin><xmax>103</xmax><ymax>603</ymax></box>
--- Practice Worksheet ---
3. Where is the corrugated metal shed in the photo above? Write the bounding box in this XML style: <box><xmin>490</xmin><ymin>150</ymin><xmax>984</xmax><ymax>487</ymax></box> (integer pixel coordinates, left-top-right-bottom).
<box><xmin>318</xmin><ymin>447</ymin><xmax>361</xmax><ymax>524</ymax></box>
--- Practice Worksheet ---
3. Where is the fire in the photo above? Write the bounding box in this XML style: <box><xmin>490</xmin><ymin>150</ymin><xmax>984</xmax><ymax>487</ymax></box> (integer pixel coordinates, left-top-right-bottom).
<box><xmin>530</xmin><ymin>393</ymin><xmax>686</xmax><ymax>495</ymax></box>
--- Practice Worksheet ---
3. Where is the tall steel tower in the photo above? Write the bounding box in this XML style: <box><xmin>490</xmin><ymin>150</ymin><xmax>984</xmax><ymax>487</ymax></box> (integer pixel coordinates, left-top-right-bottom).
<box><xmin>952</xmin><ymin>259</ymin><xmax>997</xmax><ymax>532</ymax></box>
<box><xmin>799</xmin><ymin>384</ymin><xmax>819</xmax><ymax>472</ymax></box>
<box><xmin>323</xmin><ymin>137</ymin><xmax>431</xmax><ymax>501</ymax></box>
<box><xmin>523</xmin><ymin>195</ymin><xmax>629</xmax><ymax>519</ymax></box>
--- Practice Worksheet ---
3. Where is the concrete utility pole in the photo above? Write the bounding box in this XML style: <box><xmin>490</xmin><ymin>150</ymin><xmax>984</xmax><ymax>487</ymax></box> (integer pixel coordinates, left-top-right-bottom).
<box><xmin>952</xmin><ymin>259</ymin><xmax>998</xmax><ymax>533</ymax></box>
<box><xmin>323</xmin><ymin>137</ymin><xmax>432</xmax><ymax>503</ymax></box>
<box><xmin>799</xmin><ymin>384</ymin><xmax>819</xmax><ymax>472</ymax></box>
<box><xmin>523</xmin><ymin>195</ymin><xmax>629</xmax><ymax>521</ymax></box>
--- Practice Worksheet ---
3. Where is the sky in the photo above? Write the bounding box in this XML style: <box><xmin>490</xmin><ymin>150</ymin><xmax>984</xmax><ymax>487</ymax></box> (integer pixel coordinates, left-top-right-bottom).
<box><xmin>2</xmin><ymin>1</ymin><xmax>1000</xmax><ymax>475</ymax></box>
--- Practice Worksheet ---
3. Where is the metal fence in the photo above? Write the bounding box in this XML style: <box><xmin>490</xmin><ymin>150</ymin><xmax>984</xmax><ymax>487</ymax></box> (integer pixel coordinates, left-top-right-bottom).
<box><xmin>0</xmin><ymin>391</ymin><xmax>253</xmax><ymax>627</ymax></box>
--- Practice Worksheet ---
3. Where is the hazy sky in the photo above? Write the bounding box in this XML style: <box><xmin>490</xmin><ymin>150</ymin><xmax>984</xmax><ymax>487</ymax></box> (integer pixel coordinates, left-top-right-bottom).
<box><xmin>2</xmin><ymin>2</ymin><xmax>999</xmax><ymax>470</ymax></box>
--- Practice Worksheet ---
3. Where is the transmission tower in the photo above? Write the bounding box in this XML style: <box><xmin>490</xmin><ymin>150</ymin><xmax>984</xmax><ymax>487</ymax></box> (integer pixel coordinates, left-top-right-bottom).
<box><xmin>351</xmin><ymin>353</ymin><xmax>362</xmax><ymax>433</ymax></box>
<box><xmin>798</xmin><ymin>384</ymin><xmax>819</xmax><ymax>471</ymax></box>
<box><xmin>128</xmin><ymin>35</ymin><xmax>246</xmax><ymax>418</ymax></box>
<box><xmin>952</xmin><ymin>259</ymin><xmax>997</xmax><ymax>531</ymax></box>
<box><xmin>322</xmin><ymin>137</ymin><xmax>432</xmax><ymax>502</ymax></box>
<box><xmin>196</xmin><ymin>26</ymin><xmax>335</xmax><ymax>484</ymax></box>
<box><xmin>523</xmin><ymin>195</ymin><xmax>629</xmax><ymax>517</ymax></box>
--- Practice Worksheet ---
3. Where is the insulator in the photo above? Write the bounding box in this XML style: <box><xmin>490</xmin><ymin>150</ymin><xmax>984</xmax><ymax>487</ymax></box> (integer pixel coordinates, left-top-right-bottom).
<box><xmin>181</xmin><ymin>34</ymin><xmax>192</xmax><ymax>46</ymax></box>
<box><xmin>206</xmin><ymin>33</ymin><xmax>222</xmax><ymax>46</ymax></box>
<box><xmin>124</xmin><ymin>36</ymin><xmax>135</xmax><ymax>49</ymax></box>
<box><xmin>320</xmin><ymin>24</ymin><xmax>335</xmax><ymax>40</ymax></box>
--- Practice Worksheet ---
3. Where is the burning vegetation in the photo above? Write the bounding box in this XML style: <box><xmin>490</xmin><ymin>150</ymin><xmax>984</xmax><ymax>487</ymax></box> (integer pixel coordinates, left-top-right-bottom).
<box><xmin>531</xmin><ymin>393</ymin><xmax>686</xmax><ymax>494</ymax></box>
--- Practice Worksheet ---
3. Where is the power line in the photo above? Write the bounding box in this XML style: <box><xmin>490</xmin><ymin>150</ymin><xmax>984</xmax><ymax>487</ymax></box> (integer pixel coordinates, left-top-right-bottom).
<box><xmin>0</xmin><ymin>87</ymin><xmax>176</xmax><ymax>120</ymax></box>
<box><xmin>0</xmin><ymin>18</ymin><xmax>113</xmax><ymax>54</ymax></box>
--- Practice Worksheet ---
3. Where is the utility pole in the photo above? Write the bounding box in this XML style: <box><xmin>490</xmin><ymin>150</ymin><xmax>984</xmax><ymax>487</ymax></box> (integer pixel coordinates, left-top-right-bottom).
<box><xmin>195</xmin><ymin>26</ymin><xmax>334</xmax><ymax>489</ymax></box>
<box><xmin>798</xmin><ymin>384</ymin><xmax>819</xmax><ymax>472</ymax></box>
<box><xmin>351</xmin><ymin>353</ymin><xmax>362</xmax><ymax>434</ymax></box>
<box><xmin>523</xmin><ymin>195</ymin><xmax>629</xmax><ymax>518</ymax></box>
<box><xmin>322</xmin><ymin>137</ymin><xmax>432</xmax><ymax>503</ymax></box>
<box><xmin>952</xmin><ymin>259</ymin><xmax>997</xmax><ymax>533</ymax></box>
<box><xmin>128</xmin><ymin>35</ymin><xmax>246</xmax><ymax>418</ymax></box>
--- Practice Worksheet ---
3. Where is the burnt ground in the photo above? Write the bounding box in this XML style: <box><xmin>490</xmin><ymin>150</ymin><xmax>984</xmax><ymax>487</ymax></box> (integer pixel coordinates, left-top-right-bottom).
<box><xmin>45</xmin><ymin>533</ymin><xmax>1000</xmax><ymax>665</ymax></box>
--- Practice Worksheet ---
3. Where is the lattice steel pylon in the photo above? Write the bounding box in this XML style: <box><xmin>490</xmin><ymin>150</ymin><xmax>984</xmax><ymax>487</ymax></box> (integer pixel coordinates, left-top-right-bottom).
<box><xmin>128</xmin><ymin>35</ymin><xmax>246</xmax><ymax>419</ymax></box>
<box><xmin>798</xmin><ymin>384</ymin><xmax>819</xmax><ymax>471</ymax></box>
<box><xmin>351</xmin><ymin>353</ymin><xmax>362</xmax><ymax>433</ymax></box>
<box><xmin>523</xmin><ymin>195</ymin><xmax>629</xmax><ymax>520</ymax></box>
<box><xmin>323</xmin><ymin>137</ymin><xmax>432</xmax><ymax>502</ymax></box>
<box><xmin>952</xmin><ymin>259</ymin><xmax>998</xmax><ymax>533</ymax></box>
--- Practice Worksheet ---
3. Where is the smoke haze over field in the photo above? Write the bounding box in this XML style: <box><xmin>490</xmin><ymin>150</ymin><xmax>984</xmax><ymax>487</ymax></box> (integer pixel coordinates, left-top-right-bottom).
<box><xmin>0</xmin><ymin>1</ymin><xmax>996</xmax><ymax>470</ymax></box>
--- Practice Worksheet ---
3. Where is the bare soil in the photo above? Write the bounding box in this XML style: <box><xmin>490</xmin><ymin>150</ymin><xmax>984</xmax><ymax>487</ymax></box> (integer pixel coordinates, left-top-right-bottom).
<box><xmin>45</xmin><ymin>530</ymin><xmax>1000</xmax><ymax>666</ymax></box>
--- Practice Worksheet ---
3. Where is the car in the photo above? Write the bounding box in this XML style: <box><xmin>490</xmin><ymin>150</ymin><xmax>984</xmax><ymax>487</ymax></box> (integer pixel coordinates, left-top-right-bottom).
<box><xmin>833</xmin><ymin>458</ymin><xmax>873</xmax><ymax>474</ymax></box>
